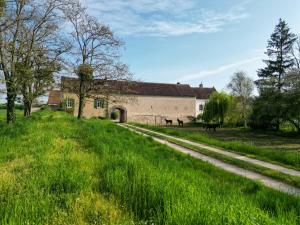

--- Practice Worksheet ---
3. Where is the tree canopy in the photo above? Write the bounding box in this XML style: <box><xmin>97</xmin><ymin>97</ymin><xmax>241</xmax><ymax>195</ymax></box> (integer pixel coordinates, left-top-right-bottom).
<box><xmin>252</xmin><ymin>19</ymin><xmax>300</xmax><ymax>132</ymax></box>
<box><xmin>202</xmin><ymin>92</ymin><xmax>231</xmax><ymax>125</ymax></box>
<box><xmin>227</xmin><ymin>71</ymin><xmax>254</xmax><ymax>127</ymax></box>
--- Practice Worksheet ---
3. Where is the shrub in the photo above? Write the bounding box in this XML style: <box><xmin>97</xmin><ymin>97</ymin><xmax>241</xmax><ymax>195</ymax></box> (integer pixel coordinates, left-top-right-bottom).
<box><xmin>40</xmin><ymin>105</ymin><xmax>49</xmax><ymax>111</ymax></box>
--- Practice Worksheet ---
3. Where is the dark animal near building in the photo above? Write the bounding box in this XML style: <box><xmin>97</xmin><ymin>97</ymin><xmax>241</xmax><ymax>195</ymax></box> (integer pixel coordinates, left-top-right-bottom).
<box><xmin>177</xmin><ymin>119</ymin><xmax>184</xmax><ymax>127</ymax></box>
<box><xmin>165</xmin><ymin>119</ymin><xmax>173</xmax><ymax>125</ymax></box>
<box><xmin>204</xmin><ymin>123</ymin><xmax>220</xmax><ymax>132</ymax></box>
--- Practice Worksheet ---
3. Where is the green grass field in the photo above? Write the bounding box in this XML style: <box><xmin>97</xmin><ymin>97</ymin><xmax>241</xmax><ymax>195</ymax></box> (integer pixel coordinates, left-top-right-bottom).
<box><xmin>128</xmin><ymin>125</ymin><xmax>300</xmax><ymax>188</ymax></box>
<box><xmin>0</xmin><ymin>109</ymin><xmax>6</xmax><ymax>122</ymax></box>
<box><xmin>178</xmin><ymin>126</ymin><xmax>300</xmax><ymax>152</ymax></box>
<box><xmin>0</xmin><ymin>109</ymin><xmax>23</xmax><ymax>123</ymax></box>
<box><xmin>0</xmin><ymin>111</ymin><xmax>300</xmax><ymax>224</ymax></box>
<box><xmin>136</xmin><ymin>124</ymin><xmax>300</xmax><ymax>170</ymax></box>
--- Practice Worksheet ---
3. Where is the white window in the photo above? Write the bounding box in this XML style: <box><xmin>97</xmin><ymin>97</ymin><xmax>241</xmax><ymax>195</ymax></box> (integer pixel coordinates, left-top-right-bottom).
<box><xmin>94</xmin><ymin>99</ymin><xmax>105</xmax><ymax>109</ymax></box>
<box><xmin>66</xmin><ymin>99</ymin><xmax>74</xmax><ymax>109</ymax></box>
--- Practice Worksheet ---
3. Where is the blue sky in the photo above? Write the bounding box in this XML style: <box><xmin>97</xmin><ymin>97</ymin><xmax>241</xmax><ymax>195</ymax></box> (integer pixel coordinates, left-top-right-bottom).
<box><xmin>83</xmin><ymin>0</ymin><xmax>300</xmax><ymax>91</ymax></box>
<box><xmin>1</xmin><ymin>0</ymin><xmax>299</xmax><ymax>103</ymax></box>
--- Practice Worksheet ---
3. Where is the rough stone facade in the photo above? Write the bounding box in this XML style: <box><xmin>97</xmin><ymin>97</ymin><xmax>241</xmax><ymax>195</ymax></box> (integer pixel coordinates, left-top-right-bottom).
<box><xmin>48</xmin><ymin>77</ymin><xmax>216</xmax><ymax>125</ymax></box>
<box><xmin>110</xmin><ymin>95</ymin><xmax>196</xmax><ymax>125</ymax></box>
<box><xmin>63</xmin><ymin>92</ymin><xmax>107</xmax><ymax>119</ymax></box>
<box><xmin>62</xmin><ymin>92</ymin><xmax>196</xmax><ymax>124</ymax></box>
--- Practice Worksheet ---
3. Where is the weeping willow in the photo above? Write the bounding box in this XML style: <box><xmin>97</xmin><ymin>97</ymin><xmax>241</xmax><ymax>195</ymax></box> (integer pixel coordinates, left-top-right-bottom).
<box><xmin>202</xmin><ymin>92</ymin><xmax>231</xmax><ymax>124</ymax></box>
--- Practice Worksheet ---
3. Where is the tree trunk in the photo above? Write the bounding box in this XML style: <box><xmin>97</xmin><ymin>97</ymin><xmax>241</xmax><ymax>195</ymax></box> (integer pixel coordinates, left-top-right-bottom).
<box><xmin>77</xmin><ymin>92</ymin><xmax>84</xmax><ymax>119</ymax></box>
<box><xmin>23</xmin><ymin>99</ymin><xmax>32</xmax><ymax>117</ymax></box>
<box><xmin>22</xmin><ymin>83</ymin><xmax>32</xmax><ymax>117</ymax></box>
<box><xmin>244</xmin><ymin>118</ymin><xmax>247</xmax><ymax>128</ymax></box>
<box><xmin>275</xmin><ymin>119</ymin><xmax>280</xmax><ymax>131</ymax></box>
<box><xmin>77</xmin><ymin>80</ymin><xmax>85</xmax><ymax>119</ymax></box>
<box><xmin>242</xmin><ymin>105</ymin><xmax>246</xmax><ymax>128</ymax></box>
<box><xmin>6</xmin><ymin>89</ymin><xmax>16</xmax><ymax>124</ymax></box>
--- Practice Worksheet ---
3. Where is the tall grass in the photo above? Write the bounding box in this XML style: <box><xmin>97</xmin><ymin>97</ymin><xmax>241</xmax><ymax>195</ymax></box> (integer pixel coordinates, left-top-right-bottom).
<box><xmin>0</xmin><ymin>111</ymin><xmax>299</xmax><ymax>224</ymax></box>
<box><xmin>0</xmin><ymin>111</ymin><xmax>132</xmax><ymax>225</ymax></box>
<box><xmin>79</xmin><ymin>119</ymin><xmax>300</xmax><ymax>224</ymax></box>
<box><xmin>136</xmin><ymin>124</ymin><xmax>300</xmax><ymax>170</ymax></box>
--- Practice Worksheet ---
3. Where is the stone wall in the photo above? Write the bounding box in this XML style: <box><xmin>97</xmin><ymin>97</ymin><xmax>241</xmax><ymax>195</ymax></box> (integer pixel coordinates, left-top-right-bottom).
<box><xmin>62</xmin><ymin>92</ymin><xmax>196</xmax><ymax>124</ymax></box>
<box><xmin>110</xmin><ymin>95</ymin><xmax>196</xmax><ymax>125</ymax></box>
<box><xmin>62</xmin><ymin>93</ymin><xmax>106</xmax><ymax>118</ymax></box>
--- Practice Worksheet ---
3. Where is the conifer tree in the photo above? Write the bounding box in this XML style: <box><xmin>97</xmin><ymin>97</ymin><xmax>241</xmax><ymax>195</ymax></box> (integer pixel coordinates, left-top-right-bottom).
<box><xmin>257</xmin><ymin>19</ymin><xmax>297</xmax><ymax>93</ymax></box>
<box><xmin>254</xmin><ymin>19</ymin><xmax>297</xmax><ymax>130</ymax></box>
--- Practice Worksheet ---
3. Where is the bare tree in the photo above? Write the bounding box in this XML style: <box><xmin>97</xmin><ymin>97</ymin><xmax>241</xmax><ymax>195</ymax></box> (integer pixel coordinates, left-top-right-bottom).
<box><xmin>0</xmin><ymin>0</ymin><xmax>4</xmax><ymax>16</ymax></box>
<box><xmin>292</xmin><ymin>36</ymin><xmax>300</xmax><ymax>70</ymax></box>
<box><xmin>0</xmin><ymin>0</ymin><xmax>28</xmax><ymax>123</ymax></box>
<box><xmin>64</xmin><ymin>1</ymin><xmax>131</xmax><ymax>119</ymax></box>
<box><xmin>16</xmin><ymin>0</ymin><xmax>71</xmax><ymax>117</ymax></box>
<box><xmin>227</xmin><ymin>71</ymin><xmax>254</xmax><ymax>128</ymax></box>
<box><xmin>0</xmin><ymin>0</ymin><xmax>71</xmax><ymax>122</ymax></box>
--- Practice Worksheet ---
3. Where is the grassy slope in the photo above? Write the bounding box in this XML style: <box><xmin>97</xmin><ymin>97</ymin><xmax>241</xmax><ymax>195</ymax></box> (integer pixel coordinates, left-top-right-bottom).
<box><xmin>136</xmin><ymin>124</ymin><xmax>300</xmax><ymax>170</ymax></box>
<box><xmin>0</xmin><ymin>111</ymin><xmax>299</xmax><ymax>224</ymax></box>
<box><xmin>0</xmin><ymin>111</ymin><xmax>132</xmax><ymax>225</ymax></box>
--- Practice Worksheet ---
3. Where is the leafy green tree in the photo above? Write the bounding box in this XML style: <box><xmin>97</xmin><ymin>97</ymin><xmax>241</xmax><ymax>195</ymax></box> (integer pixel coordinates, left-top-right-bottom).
<box><xmin>284</xmin><ymin>69</ymin><xmax>300</xmax><ymax>132</ymax></box>
<box><xmin>202</xmin><ymin>92</ymin><xmax>231</xmax><ymax>125</ymax></box>
<box><xmin>250</xmin><ymin>70</ymin><xmax>300</xmax><ymax>132</ymax></box>
<box><xmin>224</xmin><ymin>96</ymin><xmax>248</xmax><ymax>127</ymax></box>
<box><xmin>249</xmin><ymin>93</ymin><xmax>282</xmax><ymax>130</ymax></box>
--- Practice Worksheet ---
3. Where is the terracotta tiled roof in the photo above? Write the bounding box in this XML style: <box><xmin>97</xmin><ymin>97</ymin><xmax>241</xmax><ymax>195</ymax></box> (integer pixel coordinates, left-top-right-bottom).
<box><xmin>61</xmin><ymin>77</ymin><xmax>216</xmax><ymax>99</ymax></box>
<box><xmin>48</xmin><ymin>90</ymin><xmax>62</xmax><ymax>105</ymax></box>
<box><xmin>124</xmin><ymin>81</ymin><xmax>196</xmax><ymax>97</ymax></box>
<box><xmin>192</xmin><ymin>87</ymin><xmax>216</xmax><ymax>99</ymax></box>
<box><xmin>61</xmin><ymin>77</ymin><xmax>196</xmax><ymax>97</ymax></box>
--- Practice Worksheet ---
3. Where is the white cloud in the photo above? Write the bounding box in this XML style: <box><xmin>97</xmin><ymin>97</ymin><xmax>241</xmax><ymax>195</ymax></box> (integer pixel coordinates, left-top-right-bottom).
<box><xmin>81</xmin><ymin>0</ymin><xmax>250</xmax><ymax>36</ymax></box>
<box><xmin>84</xmin><ymin>0</ymin><xmax>195</xmax><ymax>14</ymax></box>
<box><xmin>173</xmin><ymin>56</ymin><xmax>262</xmax><ymax>83</ymax></box>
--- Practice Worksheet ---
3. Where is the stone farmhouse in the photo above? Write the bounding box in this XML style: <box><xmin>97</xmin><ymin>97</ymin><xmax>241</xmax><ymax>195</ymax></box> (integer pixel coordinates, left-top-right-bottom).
<box><xmin>48</xmin><ymin>77</ymin><xmax>216</xmax><ymax>125</ymax></box>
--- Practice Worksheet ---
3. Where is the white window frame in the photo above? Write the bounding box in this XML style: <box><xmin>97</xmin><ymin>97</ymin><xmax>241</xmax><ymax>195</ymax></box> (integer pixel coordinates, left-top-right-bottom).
<box><xmin>95</xmin><ymin>99</ymin><xmax>104</xmax><ymax>109</ymax></box>
<box><xmin>66</xmin><ymin>99</ymin><xmax>74</xmax><ymax>109</ymax></box>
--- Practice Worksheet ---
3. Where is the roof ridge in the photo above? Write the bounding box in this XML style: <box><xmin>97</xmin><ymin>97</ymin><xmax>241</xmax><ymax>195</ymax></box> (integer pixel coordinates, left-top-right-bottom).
<box><xmin>61</xmin><ymin>76</ymin><xmax>216</xmax><ymax>98</ymax></box>
<box><xmin>61</xmin><ymin>76</ymin><xmax>191</xmax><ymax>87</ymax></box>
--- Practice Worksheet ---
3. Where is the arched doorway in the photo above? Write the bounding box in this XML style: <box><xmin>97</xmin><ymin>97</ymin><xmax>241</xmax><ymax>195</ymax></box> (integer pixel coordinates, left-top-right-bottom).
<box><xmin>109</xmin><ymin>106</ymin><xmax>127</xmax><ymax>123</ymax></box>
